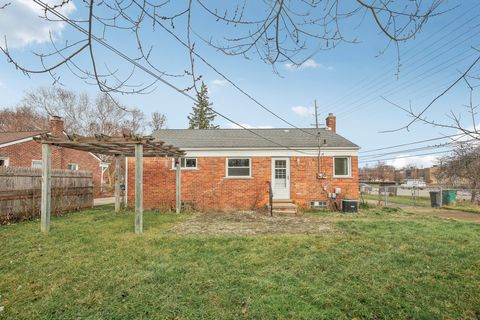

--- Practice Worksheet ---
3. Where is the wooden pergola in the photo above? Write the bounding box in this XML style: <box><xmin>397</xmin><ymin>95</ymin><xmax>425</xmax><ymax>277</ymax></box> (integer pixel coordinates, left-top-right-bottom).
<box><xmin>34</xmin><ymin>133</ymin><xmax>184</xmax><ymax>234</ymax></box>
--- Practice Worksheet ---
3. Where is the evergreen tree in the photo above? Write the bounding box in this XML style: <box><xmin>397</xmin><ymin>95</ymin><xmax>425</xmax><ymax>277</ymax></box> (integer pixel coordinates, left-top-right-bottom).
<box><xmin>188</xmin><ymin>82</ymin><xmax>218</xmax><ymax>129</ymax></box>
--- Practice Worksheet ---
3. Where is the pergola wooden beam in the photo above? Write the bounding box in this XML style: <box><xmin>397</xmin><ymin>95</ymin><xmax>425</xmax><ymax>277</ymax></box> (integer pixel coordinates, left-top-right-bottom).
<box><xmin>40</xmin><ymin>144</ymin><xmax>51</xmax><ymax>233</ymax></box>
<box><xmin>114</xmin><ymin>155</ymin><xmax>121</xmax><ymax>213</ymax></box>
<box><xmin>34</xmin><ymin>134</ymin><xmax>184</xmax><ymax>234</ymax></box>
<box><xmin>175</xmin><ymin>157</ymin><xmax>181</xmax><ymax>214</ymax></box>
<box><xmin>34</xmin><ymin>134</ymin><xmax>183</xmax><ymax>158</ymax></box>
<box><xmin>135</xmin><ymin>144</ymin><xmax>143</xmax><ymax>234</ymax></box>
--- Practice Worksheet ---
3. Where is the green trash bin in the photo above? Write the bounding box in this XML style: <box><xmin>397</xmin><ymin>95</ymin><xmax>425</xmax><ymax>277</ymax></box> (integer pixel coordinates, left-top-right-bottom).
<box><xmin>442</xmin><ymin>190</ymin><xmax>457</xmax><ymax>205</ymax></box>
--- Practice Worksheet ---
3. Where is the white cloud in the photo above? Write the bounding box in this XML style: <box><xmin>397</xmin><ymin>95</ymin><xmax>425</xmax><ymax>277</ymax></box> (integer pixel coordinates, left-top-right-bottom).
<box><xmin>209</xmin><ymin>79</ymin><xmax>229</xmax><ymax>88</ymax></box>
<box><xmin>285</xmin><ymin>59</ymin><xmax>333</xmax><ymax>71</ymax></box>
<box><xmin>224</xmin><ymin>123</ymin><xmax>273</xmax><ymax>129</ymax></box>
<box><xmin>0</xmin><ymin>0</ymin><xmax>76</xmax><ymax>49</ymax></box>
<box><xmin>453</xmin><ymin>129</ymin><xmax>480</xmax><ymax>142</ymax></box>
<box><xmin>291</xmin><ymin>105</ymin><xmax>314</xmax><ymax>117</ymax></box>
<box><xmin>386</xmin><ymin>154</ymin><xmax>440</xmax><ymax>169</ymax></box>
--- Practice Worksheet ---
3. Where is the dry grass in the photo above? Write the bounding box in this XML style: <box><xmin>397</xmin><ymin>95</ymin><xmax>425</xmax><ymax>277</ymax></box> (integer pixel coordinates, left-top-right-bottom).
<box><xmin>169</xmin><ymin>210</ymin><xmax>333</xmax><ymax>235</ymax></box>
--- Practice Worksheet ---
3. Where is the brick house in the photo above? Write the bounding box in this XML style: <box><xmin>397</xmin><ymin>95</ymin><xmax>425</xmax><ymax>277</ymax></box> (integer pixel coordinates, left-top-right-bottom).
<box><xmin>126</xmin><ymin>114</ymin><xmax>360</xmax><ymax>211</ymax></box>
<box><xmin>0</xmin><ymin>117</ymin><xmax>109</xmax><ymax>196</ymax></box>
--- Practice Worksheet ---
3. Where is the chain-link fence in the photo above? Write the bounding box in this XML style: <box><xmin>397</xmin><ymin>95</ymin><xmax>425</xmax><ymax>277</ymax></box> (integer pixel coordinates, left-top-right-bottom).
<box><xmin>360</xmin><ymin>184</ymin><xmax>480</xmax><ymax>210</ymax></box>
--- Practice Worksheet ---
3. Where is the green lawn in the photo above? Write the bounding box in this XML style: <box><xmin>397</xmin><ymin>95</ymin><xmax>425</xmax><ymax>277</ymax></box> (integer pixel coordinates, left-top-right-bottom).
<box><xmin>1</xmin><ymin>206</ymin><xmax>480</xmax><ymax>319</ymax></box>
<box><xmin>362</xmin><ymin>194</ymin><xmax>431</xmax><ymax>207</ymax></box>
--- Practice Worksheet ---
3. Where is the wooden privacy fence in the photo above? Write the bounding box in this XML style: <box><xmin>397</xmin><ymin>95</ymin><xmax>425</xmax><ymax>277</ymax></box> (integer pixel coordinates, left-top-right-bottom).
<box><xmin>0</xmin><ymin>167</ymin><xmax>93</xmax><ymax>224</ymax></box>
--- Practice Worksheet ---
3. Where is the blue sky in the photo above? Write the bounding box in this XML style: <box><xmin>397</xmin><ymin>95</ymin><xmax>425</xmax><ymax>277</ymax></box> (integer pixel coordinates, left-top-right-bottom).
<box><xmin>1</xmin><ymin>0</ymin><xmax>479</xmax><ymax>168</ymax></box>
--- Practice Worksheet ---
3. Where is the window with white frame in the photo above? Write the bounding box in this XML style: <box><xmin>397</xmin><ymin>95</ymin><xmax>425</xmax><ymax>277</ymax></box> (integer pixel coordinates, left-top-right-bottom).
<box><xmin>0</xmin><ymin>157</ymin><xmax>9</xmax><ymax>167</ymax></box>
<box><xmin>32</xmin><ymin>160</ymin><xmax>42</xmax><ymax>168</ymax></box>
<box><xmin>311</xmin><ymin>201</ymin><xmax>328</xmax><ymax>209</ymax></box>
<box><xmin>172</xmin><ymin>157</ymin><xmax>197</xmax><ymax>169</ymax></box>
<box><xmin>226</xmin><ymin>158</ymin><xmax>251</xmax><ymax>177</ymax></box>
<box><xmin>100</xmin><ymin>162</ymin><xmax>109</xmax><ymax>186</ymax></box>
<box><xmin>67</xmin><ymin>163</ymin><xmax>79</xmax><ymax>171</ymax></box>
<box><xmin>334</xmin><ymin>157</ymin><xmax>351</xmax><ymax>177</ymax></box>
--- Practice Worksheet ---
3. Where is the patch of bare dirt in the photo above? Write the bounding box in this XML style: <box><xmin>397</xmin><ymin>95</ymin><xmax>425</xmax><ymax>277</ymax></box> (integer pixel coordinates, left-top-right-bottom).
<box><xmin>409</xmin><ymin>208</ymin><xmax>480</xmax><ymax>223</ymax></box>
<box><xmin>169</xmin><ymin>211</ymin><xmax>333</xmax><ymax>235</ymax></box>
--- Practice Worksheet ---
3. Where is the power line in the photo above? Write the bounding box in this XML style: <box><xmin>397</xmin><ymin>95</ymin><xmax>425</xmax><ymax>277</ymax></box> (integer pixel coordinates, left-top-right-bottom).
<box><xmin>328</xmin><ymin>5</ymin><xmax>480</xmax><ymax>110</ymax></box>
<box><xmin>342</xmin><ymin>62</ymin><xmax>480</xmax><ymax>121</ymax></box>
<box><xmin>333</xmin><ymin>18</ymin><xmax>480</xmax><ymax>117</ymax></box>
<box><xmin>339</xmin><ymin>55</ymin><xmax>479</xmax><ymax>120</ymax></box>
<box><xmin>130</xmin><ymin>0</ymin><xmax>318</xmax><ymax>138</ymax></box>
<box><xmin>32</xmin><ymin>0</ymin><xmax>315</xmax><ymax>154</ymax></box>
<box><xmin>361</xmin><ymin>138</ymin><xmax>475</xmax><ymax>159</ymax></box>
<box><xmin>323</xmin><ymin>2</ymin><xmax>480</xmax><ymax>112</ymax></box>
<box><xmin>336</xmin><ymin>26</ymin><xmax>480</xmax><ymax>115</ymax></box>
<box><xmin>338</xmin><ymin>46</ymin><xmax>480</xmax><ymax>119</ymax></box>
<box><xmin>360</xmin><ymin>133</ymin><xmax>465</xmax><ymax>153</ymax></box>
<box><xmin>359</xmin><ymin>149</ymin><xmax>452</xmax><ymax>163</ymax></box>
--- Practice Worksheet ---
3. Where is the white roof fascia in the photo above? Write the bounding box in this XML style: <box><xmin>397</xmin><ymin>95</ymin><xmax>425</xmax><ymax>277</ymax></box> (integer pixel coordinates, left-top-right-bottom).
<box><xmin>0</xmin><ymin>137</ymin><xmax>35</xmax><ymax>148</ymax></box>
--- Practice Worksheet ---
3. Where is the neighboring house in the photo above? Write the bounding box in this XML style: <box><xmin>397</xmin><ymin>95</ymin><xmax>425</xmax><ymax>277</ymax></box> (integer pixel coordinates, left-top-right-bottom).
<box><xmin>126</xmin><ymin>113</ymin><xmax>360</xmax><ymax>211</ymax></box>
<box><xmin>423</xmin><ymin>166</ymin><xmax>439</xmax><ymax>185</ymax></box>
<box><xmin>0</xmin><ymin>116</ymin><xmax>109</xmax><ymax>196</ymax></box>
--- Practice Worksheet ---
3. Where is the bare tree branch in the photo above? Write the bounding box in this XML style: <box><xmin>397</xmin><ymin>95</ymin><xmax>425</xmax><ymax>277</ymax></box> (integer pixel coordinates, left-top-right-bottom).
<box><xmin>0</xmin><ymin>0</ymin><xmax>448</xmax><ymax>124</ymax></box>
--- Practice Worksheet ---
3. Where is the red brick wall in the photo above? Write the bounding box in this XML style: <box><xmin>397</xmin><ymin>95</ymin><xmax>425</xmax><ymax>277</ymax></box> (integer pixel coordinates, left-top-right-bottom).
<box><xmin>0</xmin><ymin>139</ymin><xmax>106</xmax><ymax>196</ymax></box>
<box><xmin>127</xmin><ymin>156</ymin><xmax>359</xmax><ymax>211</ymax></box>
<box><xmin>290</xmin><ymin>156</ymin><xmax>359</xmax><ymax>208</ymax></box>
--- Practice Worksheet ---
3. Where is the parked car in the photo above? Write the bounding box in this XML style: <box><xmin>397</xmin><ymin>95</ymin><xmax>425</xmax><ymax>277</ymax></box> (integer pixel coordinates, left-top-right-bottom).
<box><xmin>400</xmin><ymin>179</ymin><xmax>427</xmax><ymax>189</ymax></box>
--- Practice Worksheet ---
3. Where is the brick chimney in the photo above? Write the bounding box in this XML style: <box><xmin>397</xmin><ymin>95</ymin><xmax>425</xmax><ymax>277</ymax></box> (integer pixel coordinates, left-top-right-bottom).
<box><xmin>49</xmin><ymin>116</ymin><xmax>64</xmax><ymax>137</ymax></box>
<box><xmin>325</xmin><ymin>113</ymin><xmax>336</xmax><ymax>133</ymax></box>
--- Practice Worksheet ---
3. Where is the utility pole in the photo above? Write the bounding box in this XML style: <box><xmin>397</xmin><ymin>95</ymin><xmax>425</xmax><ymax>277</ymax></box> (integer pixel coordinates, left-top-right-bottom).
<box><xmin>312</xmin><ymin>100</ymin><xmax>321</xmax><ymax>175</ymax></box>
<box><xmin>311</xmin><ymin>99</ymin><xmax>319</xmax><ymax>128</ymax></box>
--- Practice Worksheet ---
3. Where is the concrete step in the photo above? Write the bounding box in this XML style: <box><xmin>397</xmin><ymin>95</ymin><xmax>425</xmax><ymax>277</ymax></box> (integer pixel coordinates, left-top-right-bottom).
<box><xmin>272</xmin><ymin>203</ymin><xmax>297</xmax><ymax>209</ymax></box>
<box><xmin>273</xmin><ymin>199</ymin><xmax>293</xmax><ymax>203</ymax></box>
<box><xmin>272</xmin><ymin>209</ymin><xmax>297</xmax><ymax>214</ymax></box>
<box><xmin>269</xmin><ymin>200</ymin><xmax>298</xmax><ymax>214</ymax></box>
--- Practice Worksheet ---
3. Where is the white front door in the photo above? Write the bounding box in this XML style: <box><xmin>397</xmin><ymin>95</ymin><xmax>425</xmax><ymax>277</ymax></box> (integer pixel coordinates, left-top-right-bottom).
<box><xmin>271</xmin><ymin>158</ymin><xmax>290</xmax><ymax>199</ymax></box>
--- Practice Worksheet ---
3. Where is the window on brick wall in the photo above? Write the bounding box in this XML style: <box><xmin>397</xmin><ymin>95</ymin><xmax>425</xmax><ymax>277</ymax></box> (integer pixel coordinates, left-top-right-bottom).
<box><xmin>0</xmin><ymin>157</ymin><xmax>9</xmax><ymax>167</ymax></box>
<box><xmin>172</xmin><ymin>158</ymin><xmax>197</xmax><ymax>169</ymax></box>
<box><xmin>67</xmin><ymin>163</ymin><xmax>79</xmax><ymax>171</ymax></box>
<box><xmin>311</xmin><ymin>201</ymin><xmax>327</xmax><ymax>209</ymax></box>
<box><xmin>334</xmin><ymin>157</ymin><xmax>351</xmax><ymax>177</ymax></box>
<box><xmin>226</xmin><ymin>158</ymin><xmax>251</xmax><ymax>177</ymax></box>
<box><xmin>32</xmin><ymin>160</ymin><xmax>42</xmax><ymax>168</ymax></box>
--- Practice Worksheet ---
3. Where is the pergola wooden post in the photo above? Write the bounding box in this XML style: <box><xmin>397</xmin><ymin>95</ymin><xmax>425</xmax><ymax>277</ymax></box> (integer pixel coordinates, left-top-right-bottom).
<box><xmin>34</xmin><ymin>133</ymin><xmax>183</xmax><ymax>235</ymax></box>
<box><xmin>134</xmin><ymin>143</ymin><xmax>143</xmax><ymax>234</ymax></box>
<box><xmin>114</xmin><ymin>155</ymin><xmax>121</xmax><ymax>212</ymax></box>
<box><xmin>175</xmin><ymin>157</ymin><xmax>181</xmax><ymax>213</ymax></box>
<box><xmin>40</xmin><ymin>143</ymin><xmax>52</xmax><ymax>233</ymax></box>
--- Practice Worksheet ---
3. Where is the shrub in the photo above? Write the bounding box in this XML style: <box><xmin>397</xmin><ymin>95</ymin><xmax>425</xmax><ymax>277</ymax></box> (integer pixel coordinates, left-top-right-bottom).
<box><xmin>359</xmin><ymin>201</ymin><xmax>372</xmax><ymax>210</ymax></box>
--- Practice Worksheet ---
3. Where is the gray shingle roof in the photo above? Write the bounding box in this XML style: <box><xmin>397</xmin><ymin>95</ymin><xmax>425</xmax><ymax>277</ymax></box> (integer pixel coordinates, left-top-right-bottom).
<box><xmin>152</xmin><ymin>128</ymin><xmax>359</xmax><ymax>149</ymax></box>
<box><xmin>0</xmin><ymin>130</ymin><xmax>47</xmax><ymax>145</ymax></box>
